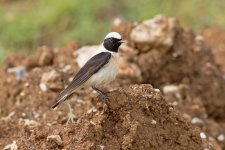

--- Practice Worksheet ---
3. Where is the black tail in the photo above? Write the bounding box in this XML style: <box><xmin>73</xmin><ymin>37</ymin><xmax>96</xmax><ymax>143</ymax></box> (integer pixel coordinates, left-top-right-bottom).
<box><xmin>51</xmin><ymin>94</ymin><xmax>69</xmax><ymax>109</ymax></box>
<box><xmin>51</xmin><ymin>78</ymin><xmax>79</xmax><ymax>109</ymax></box>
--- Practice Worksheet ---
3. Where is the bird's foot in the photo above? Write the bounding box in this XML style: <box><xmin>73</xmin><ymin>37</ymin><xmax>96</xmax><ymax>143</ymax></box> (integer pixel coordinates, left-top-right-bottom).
<box><xmin>66</xmin><ymin>102</ymin><xmax>76</xmax><ymax>125</ymax></box>
<box><xmin>92</xmin><ymin>86</ymin><xmax>109</xmax><ymax>106</ymax></box>
<box><xmin>99</xmin><ymin>93</ymin><xmax>109</xmax><ymax>106</ymax></box>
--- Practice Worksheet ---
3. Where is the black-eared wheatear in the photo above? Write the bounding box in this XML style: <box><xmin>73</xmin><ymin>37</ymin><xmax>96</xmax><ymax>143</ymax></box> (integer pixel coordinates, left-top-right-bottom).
<box><xmin>51</xmin><ymin>32</ymin><xmax>124</xmax><ymax>109</ymax></box>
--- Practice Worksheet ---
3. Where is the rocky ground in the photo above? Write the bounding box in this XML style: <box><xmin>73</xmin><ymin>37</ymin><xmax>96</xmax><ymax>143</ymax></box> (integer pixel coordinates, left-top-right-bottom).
<box><xmin>0</xmin><ymin>15</ymin><xmax>225</xmax><ymax>150</ymax></box>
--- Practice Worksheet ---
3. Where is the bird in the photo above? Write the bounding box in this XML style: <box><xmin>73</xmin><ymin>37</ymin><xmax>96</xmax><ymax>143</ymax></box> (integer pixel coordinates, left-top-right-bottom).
<box><xmin>51</xmin><ymin>32</ymin><xmax>124</xmax><ymax>111</ymax></box>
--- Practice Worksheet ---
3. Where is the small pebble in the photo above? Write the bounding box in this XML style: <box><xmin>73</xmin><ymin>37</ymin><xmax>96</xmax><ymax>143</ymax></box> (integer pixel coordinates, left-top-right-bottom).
<box><xmin>217</xmin><ymin>134</ymin><xmax>225</xmax><ymax>142</ymax></box>
<box><xmin>163</xmin><ymin>85</ymin><xmax>179</xmax><ymax>94</ymax></box>
<box><xmin>151</xmin><ymin>119</ymin><xmax>157</xmax><ymax>124</ymax></box>
<box><xmin>41</xmin><ymin>70</ymin><xmax>63</xmax><ymax>90</ymax></box>
<box><xmin>39</xmin><ymin>83</ymin><xmax>48</xmax><ymax>92</ymax></box>
<box><xmin>24</xmin><ymin>82</ymin><xmax>29</xmax><ymax>87</ymax></box>
<box><xmin>69</xmin><ymin>77</ymin><xmax>73</xmax><ymax>82</ymax></box>
<box><xmin>47</xmin><ymin>135</ymin><xmax>62</xmax><ymax>144</ymax></box>
<box><xmin>87</xmin><ymin>107</ymin><xmax>97</xmax><ymax>114</ymax></box>
<box><xmin>21</xmin><ymin>113</ymin><xmax>26</xmax><ymax>117</ymax></box>
<box><xmin>99</xmin><ymin>144</ymin><xmax>105</xmax><ymax>150</ymax></box>
<box><xmin>20</xmin><ymin>92</ymin><xmax>25</xmax><ymax>96</ymax></box>
<box><xmin>3</xmin><ymin>141</ymin><xmax>18</xmax><ymax>150</ymax></box>
<box><xmin>172</xmin><ymin>101</ymin><xmax>178</xmax><ymax>106</ymax></box>
<box><xmin>1</xmin><ymin>112</ymin><xmax>15</xmax><ymax>122</ymax></box>
<box><xmin>154</xmin><ymin>89</ymin><xmax>160</xmax><ymax>92</ymax></box>
<box><xmin>191</xmin><ymin>117</ymin><xmax>204</xmax><ymax>125</ymax></box>
<box><xmin>76</xmin><ymin>99</ymin><xmax>86</xmax><ymax>104</ymax></box>
<box><xmin>200</xmin><ymin>132</ymin><xmax>207</xmax><ymax>139</ymax></box>
<box><xmin>61</xmin><ymin>65</ymin><xmax>71</xmax><ymax>73</ymax></box>
<box><xmin>7</xmin><ymin>67</ymin><xmax>27</xmax><ymax>81</ymax></box>
<box><xmin>23</xmin><ymin>119</ymin><xmax>38</xmax><ymax>127</ymax></box>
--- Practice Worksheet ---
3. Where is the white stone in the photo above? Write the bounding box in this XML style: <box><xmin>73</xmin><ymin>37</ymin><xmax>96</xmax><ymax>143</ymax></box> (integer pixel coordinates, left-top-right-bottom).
<box><xmin>217</xmin><ymin>134</ymin><xmax>225</xmax><ymax>141</ymax></box>
<box><xmin>23</xmin><ymin>119</ymin><xmax>38</xmax><ymax>127</ymax></box>
<box><xmin>47</xmin><ymin>135</ymin><xmax>62</xmax><ymax>144</ymax></box>
<box><xmin>76</xmin><ymin>99</ymin><xmax>86</xmax><ymax>104</ymax></box>
<box><xmin>61</xmin><ymin>65</ymin><xmax>71</xmax><ymax>73</ymax></box>
<box><xmin>74</xmin><ymin>45</ymin><xmax>99</xmax><ymax>68</ymax></box>
<box><xmin>1</xmin><ymin>112</ymin><xmax>15</xmax><ymax>122</ymax></box>
<box><xmin>154</xmin><ymin>89</ymin><xmax>160</xmax><ymax>92</ymax></box>
<box><xmin>39</xmin><ymin>83</ymin><xmax>48</xmax><ymax>92</ymax></box>
<box><xmin>130</xmin><ymin>15</ymin><xmax>178</xmax><ymax>51</ymax></box>
<box><xmin>191</xmin><ymin>117</ymin><xmax>204</xmax><ymax>125</ymax></box>
<box><xmin>172</xmin><ymin>101</ymin><xmax>178</xmax><ymax>106</ymax></box>
<box><xmin>7</xmin><ymin>66</ymin><xmax>26</xmax><ymax>81</ymax></box>
<box><xmin>151</xmin><ymin>119</ymin><xmax>157</xmax><ymax>124</ymax></box>
<box><xmin>99</xmin><ymin>144</ymin><xmax>105</xmax><ymax>150</ymax></box>
<box><xmin>200</xmin><ymin>132</ymin><xmax>207</xmax><ymax>139</ymax></box>
<box><xmin>4</xmin><ymin>141</ymin><xmax>18</xmax><ymax>150</ymax></box>
<box><xmin>41</xmin><ymin>70</ymin><xmax>63</xmax><ymax>90</ymax></box>
<box><xmin>163</xmin><ymin>85</ymin><xmax>179</xmax><ymax>94</ymax></box>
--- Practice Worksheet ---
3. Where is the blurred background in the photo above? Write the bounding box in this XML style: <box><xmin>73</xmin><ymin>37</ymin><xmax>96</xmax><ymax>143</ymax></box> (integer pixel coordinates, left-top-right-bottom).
<box><xmin>0</xmin><ymin>0</ymin><xmax>225</xmax><ymax>64</ymax></box>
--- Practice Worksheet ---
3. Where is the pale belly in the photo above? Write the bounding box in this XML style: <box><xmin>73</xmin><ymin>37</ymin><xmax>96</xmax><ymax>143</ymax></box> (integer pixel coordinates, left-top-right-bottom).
<box><xmin>84</xmin><ymin>53</ymin><xmax>120</xmax><ymax>87</ymax></box>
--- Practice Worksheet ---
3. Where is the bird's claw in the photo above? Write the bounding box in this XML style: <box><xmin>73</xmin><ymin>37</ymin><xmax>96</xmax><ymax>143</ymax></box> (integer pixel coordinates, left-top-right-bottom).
<box><xmin>66</xmin><ymin>103</ymin><xmax>76</xmax><ymax>125</ymax></box>
<box><xmin>92</xmin><ymin>86</ymin><xmax>109</xmax><ymax>106</ymax></box>
<box><xmin>99</xmin><ymin>93</ymin><xmax>109</xmax><ymax>106</ymax></box>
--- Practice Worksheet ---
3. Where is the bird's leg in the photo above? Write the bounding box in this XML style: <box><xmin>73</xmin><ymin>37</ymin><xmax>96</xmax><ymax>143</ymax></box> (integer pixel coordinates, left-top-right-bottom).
<box><xmin>66</xmin><ymin>102</ymin><xmax>76</xmax><ymax>125</ymax></box>
<box><xmin>92</xmin><ymin>86</ymin><xmax>109</xmax><ymax>105</ymax></box>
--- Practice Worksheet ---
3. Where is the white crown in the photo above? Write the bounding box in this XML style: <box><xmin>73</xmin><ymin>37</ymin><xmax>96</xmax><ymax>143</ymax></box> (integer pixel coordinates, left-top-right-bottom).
<box><xmin>104</xmin><ymin>32</ymin><xmax>122</xmax><ymax>40</ymax></box>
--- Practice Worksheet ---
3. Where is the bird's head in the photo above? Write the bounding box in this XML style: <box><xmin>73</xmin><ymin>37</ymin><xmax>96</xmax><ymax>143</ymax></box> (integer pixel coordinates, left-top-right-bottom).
<box><xmin>103</xmin><ymin>32</ymin><xmax>124</xmax><ymax>53</ymax></box>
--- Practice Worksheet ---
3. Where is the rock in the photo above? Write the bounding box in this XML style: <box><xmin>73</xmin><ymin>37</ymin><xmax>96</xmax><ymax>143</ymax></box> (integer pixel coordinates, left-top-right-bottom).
<box><xmin>99</xmin><ymin>144</ymin><xmax>105</xmax><ymax>150</ymax></box>
<box><xmin>202</xmin><ymin>28</ymin><xmax>225</xmax><ymax>72</ymax></box>
<box><xmin>39</xmin><ymin>83</ymin><xmax>48</xmax><ymax>92</ymax></box>
<box><xmin>7</xmin><ymin>67</ymin><xmax>26</xmax><ymax>81</ymax></box>
<box><xmin>53</xmin><ymin>42</ymin><xmax>80</xmax><ymax>68</ymax></box>
<box><xmin>205</xmin><ymin>119</ymin><xmax>222</xmax><ymax>138</ymax></box>
<box><xmin>191</xmin><ymin>117</ymin><xmax>204</xmax><ymax>126</ymax></box>
<box><xmin>47</xmin><ymin>135</ymin><xmax>62</xmax><ymax>145</ymax></box>
<box><xmin>19</xmin><ymin>118</ymin><xmax>39</xmax><ymax>127</ymax></box>
<box><xmin>217</xmin><ymin>134</ymin><xmax>225</xmax><ymax>142</ymax></box>
<box><xmin>3</xmin><ymin>141</ymin><xmax>18</xmax><ymax>150</ymax></box>
<box><xmin>118</xmin><ymin>59</ymin><xmax>142</xmax><ymax>83</ymax></box>
<box><xmin>112</xmin><ymin>18</ymin><xmax>135</xmax><ymax>41</ymax></box>
<box><xmin>60</xmin><ymin>65</ymin><xmax>71</xmax><ymax>73</ymax></box>
<box><xmin>1</xmin><ymin>112</ymin><xmax>15</xmax><ymax>122</ymax></box>
<box><xmin>200</xmin><ymin>132</ymin><xmax>207</xmax><ymax>139</ymax></box>
<box><xmin>38</xmin><ymin>46</ymin><xmax>54</xmax><ymax>66</ymax></box>
<box><xmin>163</xmin><ymin>84</ymin><xmax>179</xmax><ymax>94</ymax></box>
<box><xmin>73</xmin><ymin>45</ymin><xmax>99</xmax><ymax>68</ymax></box>
<box><xmin>126</xmin><ymin>17</ymin><xmax>225</xmax><ymax>121</ymax></box>
<box><xmin>40</xmin><ymin>70</ymin><xmax>63</xmax><ymax>90</ymax></box>
<box><xmin>130</xmin><ymin>15</ymin><xmax>179</xmax><ymax>51</ymax></box>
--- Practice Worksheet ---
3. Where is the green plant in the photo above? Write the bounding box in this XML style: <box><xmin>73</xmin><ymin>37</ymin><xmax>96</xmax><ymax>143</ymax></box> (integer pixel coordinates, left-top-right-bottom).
<box><xmin>1</xmin><ymin>0</ymin><xmax>225</xmax><ymax>64</ymax></box>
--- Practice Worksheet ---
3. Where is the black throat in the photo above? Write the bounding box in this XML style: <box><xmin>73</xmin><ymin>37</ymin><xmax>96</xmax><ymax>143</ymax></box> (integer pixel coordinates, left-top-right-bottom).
<box><xmin>103</xmin><ymin>37</ymin><xmax>121</xmax><ymax>53</ymax></box>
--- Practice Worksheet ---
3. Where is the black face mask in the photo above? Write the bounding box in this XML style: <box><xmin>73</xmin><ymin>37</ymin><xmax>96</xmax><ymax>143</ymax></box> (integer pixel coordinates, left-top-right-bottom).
<box><xmin>103</xmin><ymin>37</ymin><xmax>122</xmax><ymax>52</ymax></box>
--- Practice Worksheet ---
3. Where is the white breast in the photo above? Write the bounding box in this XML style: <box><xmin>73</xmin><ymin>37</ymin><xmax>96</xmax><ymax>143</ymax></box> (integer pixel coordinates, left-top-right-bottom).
<box><xmin>85</xmin><ymin>52</ymin><xmax>120</xmax><ymax>87</ymax></box>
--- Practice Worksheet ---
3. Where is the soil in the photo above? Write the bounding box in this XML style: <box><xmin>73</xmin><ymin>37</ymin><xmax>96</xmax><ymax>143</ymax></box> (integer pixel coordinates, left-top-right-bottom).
<box><xmin>201</xmin><ymin>28</ymin><xmax>225</xmax><ymax>73</ymax></box>
<box><xmin>0</xmin><ymin>16</ymin><xmax>225</xmax><ymax>149</ymax></box>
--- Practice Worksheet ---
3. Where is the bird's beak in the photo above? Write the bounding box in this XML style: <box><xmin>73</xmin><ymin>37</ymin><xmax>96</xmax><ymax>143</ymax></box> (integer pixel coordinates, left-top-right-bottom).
<box><xmin>119</xmin><ymin>40</ymin><xmax>126</xmax><ymax>44</ymax></box>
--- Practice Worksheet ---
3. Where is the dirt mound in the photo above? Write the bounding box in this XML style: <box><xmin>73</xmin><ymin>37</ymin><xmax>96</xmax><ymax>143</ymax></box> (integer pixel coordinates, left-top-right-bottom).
<box><xmin>1</xmin><ymin>15</ymin><xmax>225</xmax><ymax>149</ymax></box>
<box><xmin>112</xmin><ymin>16</ymin><xmax>225</xmax><ymax>149</ymax></box>
<box><xmin>201</xmin><ymin>28</ymin><xmax>225</xmax><ymax>72</ymax></box>
<box><xmin>5</xmin><ymin>85</ymin><xmax>205</xmax><ymax>149</ymax></box>
<box><xmin>113</xmin><ymin>16</ymin><xmax>225</xmax><ymax>120</ymax></box>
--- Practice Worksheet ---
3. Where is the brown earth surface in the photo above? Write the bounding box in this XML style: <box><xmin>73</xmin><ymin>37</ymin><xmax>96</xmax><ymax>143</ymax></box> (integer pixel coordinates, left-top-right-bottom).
<box><xmin>201</xmin><ymin>28</ymin><xmax>225</xmax><ymax>73</ymax></box>
<box><xmin>0</xmin><ymin>16</ymin><xmax>225</xmax><ymax>149</ymax></box>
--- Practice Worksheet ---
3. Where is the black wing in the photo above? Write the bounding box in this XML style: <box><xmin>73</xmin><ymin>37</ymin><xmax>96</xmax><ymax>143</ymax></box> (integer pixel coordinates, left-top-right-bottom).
<box><xmin>51</xmin><ymin>52</ymin><xmax>111</xmax><ymax>108</ymax></box>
